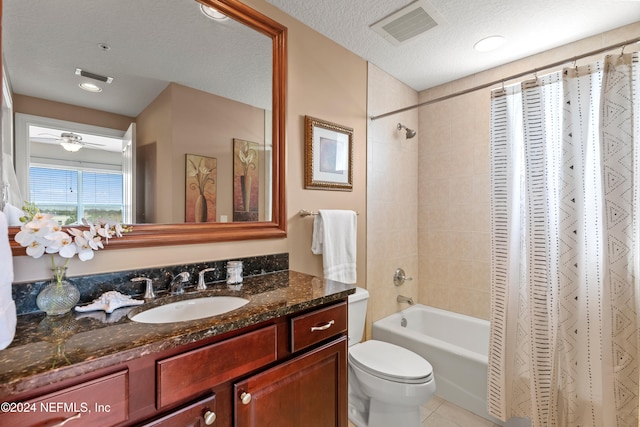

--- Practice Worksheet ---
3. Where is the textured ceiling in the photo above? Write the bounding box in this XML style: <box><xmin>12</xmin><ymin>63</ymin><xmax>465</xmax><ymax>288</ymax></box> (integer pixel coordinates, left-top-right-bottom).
<box><xmin>265</xmin><ymin>0</ymin><xmax>640</xmax><ymax>91</ymax></box>
<box><xmin>3</xmin><ymin>1</ymin><xmax>639</xmax><ymax>119</ymax></box>
<box><xmin>2</xmin><ymin>0</ymin><xmax>272</xmax><ymax>117</ymax></box>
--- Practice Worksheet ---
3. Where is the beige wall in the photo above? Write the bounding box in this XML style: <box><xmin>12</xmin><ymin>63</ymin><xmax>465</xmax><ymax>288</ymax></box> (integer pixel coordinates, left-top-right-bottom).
<box><xmin>11</xmin><ymin>0</ymin><xmax>368</xmax><ymax>286</ymax></box>
<box><xmin>135</xmin><ymin>84</ymin><xmax>172</xmax><ymax>223</ymax></box>
<box><xmin>14</xmin><ymin>94</ymin><xmax>134</xmax><ymax>131</ymax></box>
<box><xmin>136</xmin><ymin>83</ymin><xmax>266</xmax><ymax>223</ymax></box>
<box><xmin>275</xmin><ymin>0</ymin><xmax>368</xmax><ymax>284</ymax></box>
<box><xmin>171</xmin><ymin>84</ymin><xmax>267</xmax><ymax>223</ymax></box>
<box><xmin>365</xmin><ymin>64</ymin><xmax>418</xmax><ymax>338</ymax></box>
<box><xmin>418</xmin><ymin>21</ymin><xmax>640</xmax><ymax>320</ymax></box>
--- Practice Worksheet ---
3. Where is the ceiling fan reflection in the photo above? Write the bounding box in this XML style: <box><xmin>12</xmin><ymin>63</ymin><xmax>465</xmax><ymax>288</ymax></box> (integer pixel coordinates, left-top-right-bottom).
<box><xmin>34</xmin><ymin>132</ymin><xmax>107</xmax><ymax>152</ymax></box>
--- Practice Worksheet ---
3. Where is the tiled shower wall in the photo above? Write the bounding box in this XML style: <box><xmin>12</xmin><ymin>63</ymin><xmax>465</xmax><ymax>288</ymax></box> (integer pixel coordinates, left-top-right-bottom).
<box><xmin>418</xmin><ymin>88</ymin><xmax>491</xmax><ymax>319</ymax></box>
<box><xmin>367</xmin><ymin>21</ymin><xmax>640</xmax><ymax>419</ymax></box>
<box><xmin>367</xmin><ymin>22</ymin><xmax>640</xmax><ymax>324</ymax></box>
<box><xmin>366</xmin><ymin>64</ymin><xmax>419</xmax><ymax>338</ymax></box>
<box><xmin>417</xmin><ymin>21</ymin><xmax>640</xmax><ymax>321</ymax></box>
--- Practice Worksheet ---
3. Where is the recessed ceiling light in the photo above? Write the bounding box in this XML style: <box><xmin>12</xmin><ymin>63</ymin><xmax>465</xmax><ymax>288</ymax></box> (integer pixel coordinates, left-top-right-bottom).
<box><xmin>79</xmin><ymin>82</ymin><xmax>102</xmax><ymax>92</ymax></box>
<box><xmin>200</xmin><ymin>4</ymin><xmax>228</xmax><ymax>20</ymax></box>
<box><xmin>474</xmin><ymin>35</ymin><xmax>506</xmax><ymax>52</ymax></box>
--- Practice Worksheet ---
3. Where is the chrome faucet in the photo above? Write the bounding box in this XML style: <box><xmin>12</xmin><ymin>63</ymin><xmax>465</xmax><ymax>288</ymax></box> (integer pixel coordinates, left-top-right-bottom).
<box><xmin>170</xmin><ymin>272</ymin><xmax>191</xmax><ymax>295</ymax></box>
<box><xmin>397</xmin><ymin>295</ymin><xmax>414</xmax><ymax>305</ymax></box>
<box><xmin>132</xmin><ymin>277</ymin><xmax>155</xmax><ymax>299</ymax></box>
<box><xmin>197</xmin><ymin>268</ymin><xmax>217</xmax><ymax>291</ymax></box>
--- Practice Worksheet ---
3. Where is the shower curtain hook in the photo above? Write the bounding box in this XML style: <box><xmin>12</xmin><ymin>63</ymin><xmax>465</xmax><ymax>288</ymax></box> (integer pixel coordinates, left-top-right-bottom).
<box><xmin>620</xmin><ymin>44</ymin><xmax>626</xmax><ymax>57</ymax></box>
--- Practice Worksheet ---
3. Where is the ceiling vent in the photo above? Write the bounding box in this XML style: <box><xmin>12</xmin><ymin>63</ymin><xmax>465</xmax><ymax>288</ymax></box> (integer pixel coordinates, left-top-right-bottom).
<box><xmin>75</xmin><ymin>68</ymin><xmax>114</xmax><ymax>84</ymax></box>
<box><xmin>370</xmin><ymin>0</ymin><xmax>444</xmax><ymax>46</ymax></box>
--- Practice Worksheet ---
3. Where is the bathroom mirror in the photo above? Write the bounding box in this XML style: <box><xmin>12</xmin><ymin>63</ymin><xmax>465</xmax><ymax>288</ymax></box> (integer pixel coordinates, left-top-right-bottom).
<box><xmin>4</xmin><ymin>0</ymin><xmax>287</xmax><ymax>253</ymax></box>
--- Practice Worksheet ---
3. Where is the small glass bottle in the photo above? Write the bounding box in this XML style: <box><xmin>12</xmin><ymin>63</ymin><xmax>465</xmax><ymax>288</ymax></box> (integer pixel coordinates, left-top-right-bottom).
<box><xmin>226</xmin><ymin>260</ymin><xmax>243</xmax><ymax>285</ymax></box>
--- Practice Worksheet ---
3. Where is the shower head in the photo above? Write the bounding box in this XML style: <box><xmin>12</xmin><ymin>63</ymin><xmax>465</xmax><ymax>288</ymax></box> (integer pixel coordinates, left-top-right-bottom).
<box><xmin>397</xmin><ymin>123</ymin><xmax>416</xmax><ymax>139</ymax></box>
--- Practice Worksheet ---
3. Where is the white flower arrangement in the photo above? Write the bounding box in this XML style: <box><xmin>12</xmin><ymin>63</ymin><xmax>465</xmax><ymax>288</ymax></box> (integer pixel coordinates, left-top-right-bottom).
<box><xmin>14</xmin><ymin>202</ymin><xmax>131</xmax><ymax>266</ymax></box>
<box><xmin>238</xmin><ymin>141</ymin><xmax>256</xmax><ymax>176</ymax></box>
<box><xmin>187</xmin><ymin>156</ymin><xmax>215</xmax><ymax>197</ymax></box>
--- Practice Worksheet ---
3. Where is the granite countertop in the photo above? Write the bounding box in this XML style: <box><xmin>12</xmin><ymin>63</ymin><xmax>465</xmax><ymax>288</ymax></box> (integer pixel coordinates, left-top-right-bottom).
<box><xmin>0</xmin><ymin>270</ymin><xmax>355</xmax><ymax>397</ymax></box>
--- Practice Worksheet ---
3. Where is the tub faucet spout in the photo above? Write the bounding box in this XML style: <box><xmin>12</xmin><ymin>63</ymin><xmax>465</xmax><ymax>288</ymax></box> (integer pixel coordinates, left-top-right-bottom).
<box><xmin>170</xmin><ymin>272</ymin><xmax>191</xmax><ymax>295</ymax></box>
<box><xmin>397</xmin><ymin>295</ymin><xmax>414</xmax><ymax>305</ymax></box>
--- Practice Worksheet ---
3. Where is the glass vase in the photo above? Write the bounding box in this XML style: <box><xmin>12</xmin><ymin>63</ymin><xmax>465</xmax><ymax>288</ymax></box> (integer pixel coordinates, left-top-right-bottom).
<box><xmin>36</xmin><ymin>267</ymin><xmax>80</xmax><ymax>316</ymax></box>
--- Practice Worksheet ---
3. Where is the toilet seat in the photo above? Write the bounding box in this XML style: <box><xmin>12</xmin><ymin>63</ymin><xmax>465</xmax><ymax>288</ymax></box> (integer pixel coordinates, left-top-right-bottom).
<box><xmin>348</xmin><ymin>340</ymin><xmax>433</xmax><ymax>384</ymax></box>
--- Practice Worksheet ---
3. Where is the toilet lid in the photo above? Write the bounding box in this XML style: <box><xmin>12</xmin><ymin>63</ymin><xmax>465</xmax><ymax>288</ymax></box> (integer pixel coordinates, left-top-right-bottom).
<box><xmin>348</xmin><ymin>340</ymin><xmax>433</xmax><ymax>384</ymax></box>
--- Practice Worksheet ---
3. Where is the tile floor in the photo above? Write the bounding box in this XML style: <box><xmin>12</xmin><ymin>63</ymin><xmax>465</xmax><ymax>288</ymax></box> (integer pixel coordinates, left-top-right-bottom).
<box><xmin>348</xmin><ymin>396</ymin><xmax>501</xmax><ymax>427</ymax></box>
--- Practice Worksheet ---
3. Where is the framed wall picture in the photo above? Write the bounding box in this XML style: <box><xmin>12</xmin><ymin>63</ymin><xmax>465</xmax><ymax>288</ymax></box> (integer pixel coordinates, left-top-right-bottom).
<box><xmin>304</xmin><ymin>116</ymin><xmax>353</xmax><ymax>191</ymax></box>
<box><xmin>185</xmin><ymin>154</ymin><xmax>217</xmax><ymax>223</ymax></box>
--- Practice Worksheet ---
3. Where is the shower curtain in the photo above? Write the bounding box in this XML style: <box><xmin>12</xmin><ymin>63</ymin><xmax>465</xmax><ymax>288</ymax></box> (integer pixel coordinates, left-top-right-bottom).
<box><xmin>487</xmin><ymin>53</ymin><xmax>640</xmax><ymax>427</ymax></box>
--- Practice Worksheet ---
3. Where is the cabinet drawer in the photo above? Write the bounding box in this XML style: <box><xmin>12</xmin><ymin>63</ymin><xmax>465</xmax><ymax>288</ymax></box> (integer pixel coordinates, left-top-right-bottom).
<box><xmin>0</xmin><ymin>370</ymin><xmax>128</xmax><ymax>427</ymax></box>
<box><xmin>141</xmin><ymin>394</ymin><xmax>216</xmax><ymax>427</ymax></box>
<box><xmin>290</xmin><ymin>301</ymin><xmax>347</xmax><ymax>353</ymax></box>
<box><xmin>157</xmin><ymin>325</ymin><xmax>277</xmax><ymax>409</ymax></box>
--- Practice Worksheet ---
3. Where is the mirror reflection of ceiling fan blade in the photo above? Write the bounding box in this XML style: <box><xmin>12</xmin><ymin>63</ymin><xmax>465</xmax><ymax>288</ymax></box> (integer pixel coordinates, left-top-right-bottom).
<box><xmin>33</xmin><ymin>132</ymin><xmax>107</xmax><ymax>152</ymax></box>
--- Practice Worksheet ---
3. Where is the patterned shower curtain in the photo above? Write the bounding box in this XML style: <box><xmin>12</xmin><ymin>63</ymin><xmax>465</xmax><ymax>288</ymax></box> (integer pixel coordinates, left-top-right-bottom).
<box><xmin>487</xmin><ymin>53</ymin><xmax>640</xmax><ymax>427</ymax></box>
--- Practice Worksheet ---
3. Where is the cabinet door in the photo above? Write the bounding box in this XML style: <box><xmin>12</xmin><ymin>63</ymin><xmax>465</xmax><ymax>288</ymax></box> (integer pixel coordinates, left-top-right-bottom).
<box><xmin>234</xmin><ymin>337</ymin><xmax>347</xmax><ymax>427</ymax></box>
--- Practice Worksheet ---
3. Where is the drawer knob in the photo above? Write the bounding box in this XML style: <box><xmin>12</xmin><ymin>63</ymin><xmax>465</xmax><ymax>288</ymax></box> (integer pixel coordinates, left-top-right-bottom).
<box><xmin>310</xmin><ymin>320</ymin><xmax>335</xmax><ymax>332</ymax></box>
<box><xmin>240</xmin><ymin>391</ymin><xmax>252</xmax><ymax>405</ymax></box>
<box><xmin>203</xmin><ymin>410</ymin><xmax>217</xmax><ymax>425</ymax></box>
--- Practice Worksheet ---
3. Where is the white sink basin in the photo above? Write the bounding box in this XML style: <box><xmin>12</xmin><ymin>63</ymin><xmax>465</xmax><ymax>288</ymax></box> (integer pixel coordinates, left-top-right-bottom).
<box><xmin>129</xmin><ymin>296</ymin><xmax>249</xmax><ymax>324</ymax></box>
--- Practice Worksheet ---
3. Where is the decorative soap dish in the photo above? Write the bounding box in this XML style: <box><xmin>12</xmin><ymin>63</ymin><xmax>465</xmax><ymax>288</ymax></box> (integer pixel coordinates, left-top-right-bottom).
<box><xmin>75</xmin><ymin>307</ymin><xmax>133</xmax><ymax>323</ymax></box>
<box><xmin>75</xmin><ymin>291</ymin><xmax>144</xmax><ymax>314</ymax></box>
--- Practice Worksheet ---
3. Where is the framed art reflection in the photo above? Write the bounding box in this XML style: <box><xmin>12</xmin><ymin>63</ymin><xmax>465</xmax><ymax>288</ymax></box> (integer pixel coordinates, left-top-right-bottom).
<box><xmin>185</xmin><ymin>154</ymin><xmax>217</xmax><ymax>223</ymax></box>
<box><xmin>233</xmin><ymin>139</ymin><xmax>260</xmax><ymax>221</ymax></box>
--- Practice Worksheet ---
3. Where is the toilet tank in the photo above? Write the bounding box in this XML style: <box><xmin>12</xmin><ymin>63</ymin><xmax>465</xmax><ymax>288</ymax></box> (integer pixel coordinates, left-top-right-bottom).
<box><xmin>347</xmin><ymin>287</ymin><xmax>369</xmax><ymax>347</ymax></box>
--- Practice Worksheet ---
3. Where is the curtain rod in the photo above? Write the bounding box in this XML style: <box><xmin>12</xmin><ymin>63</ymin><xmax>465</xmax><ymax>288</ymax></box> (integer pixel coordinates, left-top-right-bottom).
<box><xmin>370</xmin><ymin>36</ymin><xmax>640</xmax><ymax>121</ymax></box>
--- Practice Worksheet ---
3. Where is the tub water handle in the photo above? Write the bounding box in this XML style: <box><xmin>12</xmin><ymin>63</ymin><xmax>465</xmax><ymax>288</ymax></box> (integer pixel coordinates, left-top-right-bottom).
<box><xmin>393</xmin><ymin>268</ymin><xmax>413</xmax><ymax>286</ymax></box>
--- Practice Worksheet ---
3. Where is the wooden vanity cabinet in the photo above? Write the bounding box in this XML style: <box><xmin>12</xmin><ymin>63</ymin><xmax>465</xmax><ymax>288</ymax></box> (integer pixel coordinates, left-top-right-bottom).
<box><xmin>145</xmin><ymin>299</ymin><xmax>348</xmax><ymax>426</ymax></box>
<box><xmin>234</xmin><ymin>338</ymin><xmax>347</xmax><ymax>427</ymax></box>
<box><xmin>231</xmin><ymin>301</ymin><xmax>348</xmax><ymax>427</ymax></box>
<box><xmin>1</xmin><ymin>299</ymin><xmax>348</xmax><ymax>427</ymax></box>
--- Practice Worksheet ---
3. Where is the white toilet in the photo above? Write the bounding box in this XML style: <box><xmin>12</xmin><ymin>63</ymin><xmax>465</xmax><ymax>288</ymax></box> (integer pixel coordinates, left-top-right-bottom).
<box><xmin>348</xmin><ymin>287</ymin><xmax>435</xmax><ymax>427</ymax></box>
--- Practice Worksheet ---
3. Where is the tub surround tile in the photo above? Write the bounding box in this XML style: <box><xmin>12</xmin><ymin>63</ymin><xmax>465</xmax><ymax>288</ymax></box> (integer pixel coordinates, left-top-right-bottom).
<box><xmin>1</xmin><ymin>267</ymin><xmax>355</xmax><ymax>397</ymax></box>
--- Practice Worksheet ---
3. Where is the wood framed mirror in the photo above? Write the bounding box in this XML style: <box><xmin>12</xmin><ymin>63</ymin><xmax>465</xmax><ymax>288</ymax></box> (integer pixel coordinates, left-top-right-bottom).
<box><xmin>3</xmin><ymin>0</ymin><xmax>287</xmax><ymax>254</ymax></box>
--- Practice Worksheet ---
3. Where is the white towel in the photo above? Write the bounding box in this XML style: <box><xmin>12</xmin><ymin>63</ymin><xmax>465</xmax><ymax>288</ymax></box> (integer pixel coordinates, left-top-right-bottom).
<box><xmin>0</xmin><ymin>211</ymin><xmax>16</xmax><ymax>350</ymax></box>
<box><xmin>3</xmin><ymin>203</ymin><xmax>24</xmax><ymax>226</ymax></box>
<box><xmin>2</xmin><ymin>157</ymin><xmax>24</xmax><ymax>209</ymax></box>
<box><xmin>311</xmin><ymin>210</ymin><xmax>357</xmax><ymax>284</ymax></box>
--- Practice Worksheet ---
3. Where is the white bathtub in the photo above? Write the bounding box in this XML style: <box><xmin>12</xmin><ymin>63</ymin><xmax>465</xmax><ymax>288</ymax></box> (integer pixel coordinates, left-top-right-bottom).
<box><xmin>372</xmin><ymin>305</ymin><xmax>529</xmax><ymax>427</ymax></box>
